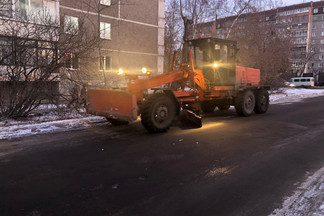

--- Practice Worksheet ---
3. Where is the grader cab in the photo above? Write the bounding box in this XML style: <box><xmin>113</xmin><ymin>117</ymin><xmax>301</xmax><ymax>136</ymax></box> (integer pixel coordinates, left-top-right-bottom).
<box><xmin>87</xmin><ymin>37</ymin><xmax>269</xmax><ymax>133</ymax></box>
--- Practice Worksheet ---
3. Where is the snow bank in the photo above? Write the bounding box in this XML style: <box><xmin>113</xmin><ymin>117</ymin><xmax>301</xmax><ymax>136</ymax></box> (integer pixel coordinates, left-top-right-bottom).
<box><xmin>270</xmin><ymin>88</ymin><xmax>324</xmax><ymax>104</ymax></box>
<box><xmin>269</xmin><ymin>166</ymin><xmax>324</xmax><ymax>216</ymax></box>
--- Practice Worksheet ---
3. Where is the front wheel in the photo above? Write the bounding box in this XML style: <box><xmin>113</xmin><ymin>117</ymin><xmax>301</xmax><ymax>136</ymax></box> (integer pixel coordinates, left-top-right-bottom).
<box><xmin>141</xmin><ymin>93</ymin><xmax>176</xmax><ymax>133</ymax></box>
<box><xmin>235</xmin><ymin>90</ymin><xmax>255</xmax><ymax>116</ymax></box>
<box><xmin>254</xmin><ymin>89</ymin><xmax>269</xmax><ymax>114</ymax></box>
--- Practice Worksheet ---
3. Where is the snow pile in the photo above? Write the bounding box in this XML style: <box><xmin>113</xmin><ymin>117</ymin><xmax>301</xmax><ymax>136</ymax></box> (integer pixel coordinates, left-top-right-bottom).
<box><xmin>0</xmin><ymin>106</ymin><xmax>106</xmax><ymax>140</ymax></box>
<box><xmin>270</xmin><ymin>88</ymin><xmax>324</xmax><ymax>104</ymax></box>
<box><xmin>269</xmin><ymin>166</ymin><xmax>324</xmax><ymax>216</ymax></box>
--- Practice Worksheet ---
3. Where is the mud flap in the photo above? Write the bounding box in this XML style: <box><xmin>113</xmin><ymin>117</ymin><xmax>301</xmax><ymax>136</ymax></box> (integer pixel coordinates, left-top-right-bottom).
<box><xmin>86</xmin><ymin>89</ymin><xmax>138</xmax><ymax>122</ymax></box>
<box><xmin>179</xmin><ymin>109</ymin><xmax>202</xmax><ymax>128</ymax></box>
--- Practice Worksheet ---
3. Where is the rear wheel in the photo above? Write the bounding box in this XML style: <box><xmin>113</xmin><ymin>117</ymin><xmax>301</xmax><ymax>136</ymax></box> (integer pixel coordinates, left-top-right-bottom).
<box><xmin>106</xmin><ymin>117</ymin><xmax>129</xmax><ymax>126</ymax></box>
<box><xmin>235</xmin><ymin>90</ymin><xmax>255</xmax><ymax>116</ymax></box>
<box><xmin>254</xmin><ymin>89</ymin><xmax>269</xmax><ymax>114</ymax></box>
<box><xmin>200</xmin><ymin>101</ymin><xmax>217</xmax><ymax>113</ymax></box>
<box><xmin>141</xmin><ymin>93</ymin><xmax>176</xmax><ymax>133</ymax></box>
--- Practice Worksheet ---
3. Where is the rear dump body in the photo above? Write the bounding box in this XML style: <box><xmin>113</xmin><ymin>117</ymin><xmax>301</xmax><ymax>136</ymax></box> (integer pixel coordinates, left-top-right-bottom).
<box><xmin>86</xmin><ymin>89</ymin><xmax>138</xmax><ymax>122</ymax></box>
<box><xmin>236</xmin><ymin>66</ymin><xmax>260</xmax><ymax>86</ymax></box>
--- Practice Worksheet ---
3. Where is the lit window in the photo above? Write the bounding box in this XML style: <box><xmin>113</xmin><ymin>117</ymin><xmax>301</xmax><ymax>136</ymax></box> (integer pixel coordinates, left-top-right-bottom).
<box><xmin>100</xmin><ymin>0</ymin><xmax>111</xmax><ymax>6</ymax></box>
<box><xmin>99</xmin><ymin>56</ymin><xmax>111</xmax><ymax>71</ymax></box>
<box><xmin>100</xmin><ymin>22</ymin><xmax>111</xmax><ymax>39</ymax></box>
<box><xmin>64</xmin><ymin>53</ymin><xmax>79</xmax><ymax>69</ymax></box>
<box><xmin>64</xmin><ymin>16</ymin><xmax>79</xmax><ymax>34</ymax></box>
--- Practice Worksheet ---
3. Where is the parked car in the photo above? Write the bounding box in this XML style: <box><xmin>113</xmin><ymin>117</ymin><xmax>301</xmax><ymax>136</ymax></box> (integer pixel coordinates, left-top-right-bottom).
<box><xmin>287</xmin><ymin>77</ymin><xmax>314</xmax><ymax>87</ymax></box>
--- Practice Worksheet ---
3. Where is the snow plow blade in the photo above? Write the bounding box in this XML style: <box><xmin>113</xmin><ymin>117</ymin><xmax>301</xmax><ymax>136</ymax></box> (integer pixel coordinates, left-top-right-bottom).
<box><xmin>86</xmin><ymin>89</ymin><xmax>138</xmax><ymax>122</ymax></box>
<box><xmin>180</xmin><ymin>109</ymin><xmax>202</xmax><ymax>128</ymax></box>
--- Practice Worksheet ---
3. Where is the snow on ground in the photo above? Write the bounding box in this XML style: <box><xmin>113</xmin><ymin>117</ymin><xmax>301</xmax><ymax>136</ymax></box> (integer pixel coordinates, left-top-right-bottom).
<box><xmin>0</xmin><ymin>107</ymin><xmax>106</xmax><ymax>140</ymax></box>
<box><xmin>270</xmin><ymin>87</ymin><xmax>324</xmax><ymax>104</ymax></box>
<box><xmin>269</xmin><ymin>166</ymin><xmax>324</xmax><ymax>216</ymax></box>
<box><xmin>1</xmin><ymin>87</ymin><xmax>324</xmax><ymax>141</ymax></box>
<box><xmin>0</xmin><ymin>87</ymin><xmax>324</xmax><ymax>215</ymax></box>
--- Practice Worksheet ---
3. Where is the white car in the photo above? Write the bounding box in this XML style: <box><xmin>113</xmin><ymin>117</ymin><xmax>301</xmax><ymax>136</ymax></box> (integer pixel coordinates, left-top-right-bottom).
<box><xmin>287</xmin><ymin>77</ymin><xmax>314</xmax><ymax>87</ymax></box>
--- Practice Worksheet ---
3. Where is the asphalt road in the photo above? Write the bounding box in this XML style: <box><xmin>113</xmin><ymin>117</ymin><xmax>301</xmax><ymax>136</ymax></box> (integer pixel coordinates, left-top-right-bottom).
<box><xmin>0</xmin><ymin>96</ymin><xmax>324</xmax><ymax>216</ymax></box>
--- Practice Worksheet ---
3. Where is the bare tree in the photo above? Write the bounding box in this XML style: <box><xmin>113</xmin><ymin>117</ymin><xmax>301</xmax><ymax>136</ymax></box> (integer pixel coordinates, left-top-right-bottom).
<box><xmin>230</xmin><ymin>12</ymin><xmax>291</xmax><ymax>86</ymax></box>
<box><xmin>0</xmin><ymin>3</ymin><xmax>99</xmax><ymax>118</ymax></box>
<box><xmin>164</xmin><ymin>0</ymin><xmax>182</xmax><ymax>72</ymax></box>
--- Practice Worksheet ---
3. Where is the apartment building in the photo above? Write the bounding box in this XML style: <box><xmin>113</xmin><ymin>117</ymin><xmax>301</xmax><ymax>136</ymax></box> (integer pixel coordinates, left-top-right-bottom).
<box><xmin>60</xmin><ymin>0</ymin><xmax>165</xmax><ymax>78</ymax></box>
<box><xmin>0</xmin><ymin>0</ymin><xmax>60</xmax><ymax>80</ymax></box>
<box><xmin>197</xmin><ymin>1</ymin><xmax>324</xmax><ymax>78</ymax></box>
<box><xmin>0</xmin><ymin>0</ymin><xmax>165</xmax><ymax>82</ymax></box>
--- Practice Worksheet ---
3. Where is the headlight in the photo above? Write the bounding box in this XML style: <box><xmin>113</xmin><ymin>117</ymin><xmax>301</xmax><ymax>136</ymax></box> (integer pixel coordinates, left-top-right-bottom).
<box><xmin>142</xmin><ymin>67</ymin><xmax>147</xmax><ymax>74</ymax></box>
<box><xmin>141</xmin><ymin>67</ymin><xmax>150</xmax><ymax>75</ymax></box>
<box><xmin>117</xmin><ymin>68</ymin><xmax>124</xmax><ymax>76</ymax></box>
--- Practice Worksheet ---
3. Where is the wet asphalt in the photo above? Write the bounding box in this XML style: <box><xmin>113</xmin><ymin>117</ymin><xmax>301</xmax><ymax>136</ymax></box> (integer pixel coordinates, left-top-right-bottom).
<box><xmin>0</xmin><ymin>95</ymin><xmax>324</xmax><ymax>216</ymax></box>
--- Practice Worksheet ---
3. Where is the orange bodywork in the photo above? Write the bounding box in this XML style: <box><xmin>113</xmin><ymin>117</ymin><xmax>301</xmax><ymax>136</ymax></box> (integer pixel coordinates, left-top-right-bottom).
<box><xmin>86</xmin><ymin>50</ymin><xmax>262</xmax><ymax>122</ymax></box>
<box><xmin>236</xmin><ymin>66</ymin><xmax>261</xmax><ymax>86</ymax></box>
<box><xmin>86</xmin><ymin>89</ymin><xmax>138</xmax><ymax>122</ymax></box>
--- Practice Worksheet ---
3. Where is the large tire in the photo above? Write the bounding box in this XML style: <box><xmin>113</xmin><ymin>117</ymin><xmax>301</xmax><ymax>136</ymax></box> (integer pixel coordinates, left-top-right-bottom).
<box><xmin>254</xmin><ymin>89</ymin><xmax>269</xmax><ymax>114</ymax></box>
<box><xmin>235</xmin><ymin>90</ymin><xmax>255</xmax><ymax>116</ymax></box>
<box><xmin>106</xmin><ymin>117</ymin><xmax>129</xmax><ymax>126</ymax></box>
<box><xmin>200</xmin><ymin>101</ymin><xmax>217</xmax><ymax>113</ymax></box>
<box><xmin>141</xmin><ymin>93</ymin><xmax>176</xmax><ymax>133</ymax></box>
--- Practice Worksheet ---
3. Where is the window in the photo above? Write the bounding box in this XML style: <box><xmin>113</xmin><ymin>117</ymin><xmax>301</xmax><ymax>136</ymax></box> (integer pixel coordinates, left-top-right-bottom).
<box><xmin>312</xmin><ymin>32</ymin><xmax>316</xmax><ymax>37</ymax></box>
<box><xmin>38</xmin><ymin>41</ymin><xmax>56</xmax><ymax>65</ymax></box>
<box><xmin>313</xmin><ymin>24</ymin><xmax>316</xmax><ymax>29</ymax></box>
<box><xmin>100</xmin><ymin>22</ymin><xmax>111</xmax><ymax>39</ymax></box>
<box><xmin>64</xmin><ymin>53</ymin><xmax>79</xmax><ymax>69</ymax></box>
<box><xmin>16</xmin><ymin>39</ymin><xmax>37</xmax><ymax>66</ymax></box>
<box><xmin>293</xmin><ymin>79</ymin><xmax>300</xmax><ymax>82</ymax></box>
<box><xmin>265</xmin><ymin>16</ymin><xmax>269</xmax><ymax>21</ymax></box>
<box><xmin>0</xmin><ymin>0</ymin><xmax>13</xmax><ymax>18</ymax></box>
<box><xmin>319</xmin><ymin>62</ymin><xmax>324</xmax><ymax>67</ymax></box>
<box><xmin>64</xmin><ymin>16</ymin><xmax>79</xmax><ymax>34</ymax></box>
<box><xmin>322</xmin><ymin>32</ymin><xmax>324</xmax><ymax>36</ymax></box>
<box><xmin>314</xmin><ymin>8</ymin><xmax>319</xmax><ymax>13</ymax></box>
<box><xmin>99</xmin><ymin>56</ymin><xmax>111</xmax><ymax>71</ymax></box>
<box><xmin>18</xmin><ymin>0</ymin><xmax>43</xmax><ymax>19</ymax></box>
<box><xmin>100</xmin><ymin>0</ymin><xmax>111</xmax><ymax>6</ymax></box>
<box><xmin>0</xmin><ymin>37</ymin><xmax>13</xmax><ymax>65</ymax></box>
<box><xmin>321</xmin><ymin>40</ymin><xmax>324</xmax><ymax>44</ymax></box>
<box><xmin>319</xmin><ymin>55</ymin><xmax>324</xmax><ymax>60</ymax></box>
<box><xmin>320</xmin><ymin>47</ymin><xmax>324</xmax><ymax>52</ymax></box>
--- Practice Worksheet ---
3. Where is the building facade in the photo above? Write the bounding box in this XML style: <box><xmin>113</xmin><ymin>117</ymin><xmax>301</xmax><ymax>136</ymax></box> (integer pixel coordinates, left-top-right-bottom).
<box><xmin>197</xmin><ymin>1</ymin><xmax>324</xmax><ymax>78</ymax></box>
<box><xmin>60</xmin><ymin>0</ymin><xmax>165</xmax><ymax>77</ymax></box>
<box><xmin>0</xmin><ymin>0</ymin><xmax>165</xmax><ymax>82</ymax></box>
